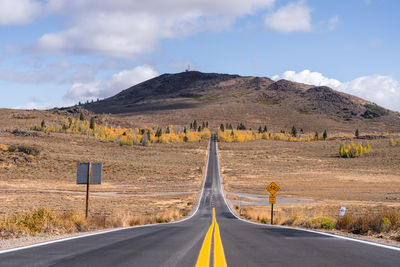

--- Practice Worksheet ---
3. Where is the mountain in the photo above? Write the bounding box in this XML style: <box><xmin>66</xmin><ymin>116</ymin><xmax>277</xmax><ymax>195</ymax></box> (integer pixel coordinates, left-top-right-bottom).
<box><xmin>81</xmin><ymin>71</ymin><xmax>400</xmax><ymax>132</ymax></box>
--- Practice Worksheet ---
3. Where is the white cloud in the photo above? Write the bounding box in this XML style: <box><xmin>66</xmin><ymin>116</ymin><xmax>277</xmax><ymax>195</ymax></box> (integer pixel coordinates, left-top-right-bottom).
<box><xmin>15</xmin><ymin>99</ymin><xmax>75</xmax><ymax>110</ymax></box>
<box><xmin>36</xmin><ymin>0</ymin><xmax>276</xmax><ymax>58</ymax></box>
<box><xmin>273</xmin><ymin>69</ymin><xmax>400</xmax><ymax>112</ymax></box>
<box><xmin>329</xmin><ymin>15</ymin><xmax>339</xmax><ymax>31</ymax></box>
<box><xmin>265</xmin><ymin>0</ymin><xmax>312</xmax><ymax>33</ymax></box>
<box><xmin>272</xmin><ymin>70</ymin><xmax>341</xmax><ymax>88</ymax></box>
<box><xmin>0</xmin><ymin>0</ymin><xmax>41</xmax><ymax>26</ymax></box>
<box><xmin>64</xmin><ymin>65</ymin><xmax>159</xmax><ymax>101</ymax></box>
<box><xmin>0</xmin><ymin>61</ymin><xmax>97</xmax><ymax>84</ymax></box>
<box><xmin>340</xmin><ymin>75</ymin><xmax>400</xmax><ymax>110</ymax></box>
<box><xmin>65</xmin><ymin>82</ymin><xmax>101</xmax><ymax>102</ymax></box>
<box><xmin>102</xmin><ymin>65</ymin><xmax>159</xmax><ymax>97</ymax></box>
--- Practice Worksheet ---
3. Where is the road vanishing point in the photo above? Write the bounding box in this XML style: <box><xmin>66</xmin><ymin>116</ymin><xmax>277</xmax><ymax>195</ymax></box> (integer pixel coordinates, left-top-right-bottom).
<box><xmin>1</xmin><ymin>135</ymin><xmax>400</xmax><ymax>266</ymax></box>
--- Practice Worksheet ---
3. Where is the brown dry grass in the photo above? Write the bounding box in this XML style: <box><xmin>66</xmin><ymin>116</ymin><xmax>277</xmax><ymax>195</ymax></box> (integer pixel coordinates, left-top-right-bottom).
<box><xmin>219</xmin><ymin>139</ymin><xmax>400</xmax><ymax>202</ymax></box>
<box><xmin>0</xmin><ymin>109</ymin><xmax>207</xmax><ymax>239</ymax></box>
<box><xmin>219</xmin><ymin>139</ymin><xmax>400</xmax><ymax>240</ymax></box>
<box><xmin>0</xmin><ymin>207</ymin><xmax>187</xmax><ymax>240</ymax></box>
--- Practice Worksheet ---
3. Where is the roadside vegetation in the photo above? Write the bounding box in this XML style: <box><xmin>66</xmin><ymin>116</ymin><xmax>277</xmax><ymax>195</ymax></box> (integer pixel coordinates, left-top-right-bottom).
<box><xmin>238</xmin><ymin>206</ymin><xmax>400</xmax><ymax>241</ymax></box>
<box><xmin>0</xmin><ymin>207</ymin><xmax>187</xmax><ymax>240</ymax></box>
<box><xmin>31</xmin><ymin>117</ymin><xmax>211</xmax><ymax>146</ymax></box>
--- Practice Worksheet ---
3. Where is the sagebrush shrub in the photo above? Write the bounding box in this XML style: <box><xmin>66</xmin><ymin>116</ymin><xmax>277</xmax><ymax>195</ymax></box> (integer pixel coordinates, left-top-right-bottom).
<box><xmin>339</xmin><ymin>142</ymin><xmax>371</xmax><ymax>158</ymax></box>
<box><xmin>311</xmin><ymin>217</ymin><xmax>336</xmax><ymax>230</ymax></box>
<box><xmin>6</xmin><ymin>145</ymin><xmax>39</xmax><ymax>156</ymax></box>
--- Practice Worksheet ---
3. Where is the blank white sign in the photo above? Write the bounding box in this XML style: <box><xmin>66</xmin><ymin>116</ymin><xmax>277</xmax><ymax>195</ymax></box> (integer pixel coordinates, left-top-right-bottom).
<box><xmin>339</xmin><ymin>206</ymin><xmax>346</xmax><ymax>218</ymax></box>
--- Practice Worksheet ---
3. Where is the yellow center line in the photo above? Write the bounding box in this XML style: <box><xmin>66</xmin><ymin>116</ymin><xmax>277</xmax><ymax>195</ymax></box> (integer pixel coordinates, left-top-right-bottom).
<box><xmin>213</xmin><ymin>211</ymin><xmax>227</xmax><ymax>267</ymax></box>
<box><xmin>195</xmin><ymin>210</ymin><xmax>215</xmax><ymax>267</ymax></box>
<box><xmin>195</xmin><ymin>208</ymin><xmax>228</xmax><ymax>267</ymax></box>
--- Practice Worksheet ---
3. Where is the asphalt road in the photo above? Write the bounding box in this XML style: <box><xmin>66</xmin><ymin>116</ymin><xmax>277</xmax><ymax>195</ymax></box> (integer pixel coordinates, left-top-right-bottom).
<box><xmin>1</xmin><ymin>135</ymin><xmax>400</xmax><ymax>266</ymax></box>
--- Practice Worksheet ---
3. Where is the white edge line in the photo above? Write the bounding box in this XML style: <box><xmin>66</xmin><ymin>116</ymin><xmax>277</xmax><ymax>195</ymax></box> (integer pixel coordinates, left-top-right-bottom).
<box><xmin>0</xmin><ymin>138</ymin><xmax>212</xmax><ymax>255</ymax></box>
<box><xmin>215</xmin><ymin>140</ymin><xmax>400</xmax><ymax>252</ymax></box>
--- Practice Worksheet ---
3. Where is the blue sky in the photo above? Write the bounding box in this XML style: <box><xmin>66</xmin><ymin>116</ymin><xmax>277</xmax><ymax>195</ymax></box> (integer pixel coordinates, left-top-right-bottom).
<box><xmin>0</xmin><ymin>0</ymin><xmax>399</xmax><ymax>111</ymax></box>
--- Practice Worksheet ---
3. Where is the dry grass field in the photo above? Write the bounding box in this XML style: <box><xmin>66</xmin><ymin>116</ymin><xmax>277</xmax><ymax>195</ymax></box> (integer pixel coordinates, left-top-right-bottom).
<box><xmin>2</xmin><ymin>106</ymin><xmax>400</xmax><ymax>244</ymax></box>
<box><xmin>218</xmin><ymin>138</ymin><xmax>400</xmax><ymax>240</ymax></box>
<box><xmin>0</xmin><ymin>109</ymin><xmax>207</xmax><ymax>240</ymax></box>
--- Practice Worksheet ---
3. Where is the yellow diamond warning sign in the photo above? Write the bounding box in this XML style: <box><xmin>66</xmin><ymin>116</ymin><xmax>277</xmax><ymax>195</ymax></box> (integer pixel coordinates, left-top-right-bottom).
<box><xmin>266</xmin><ymin>182</ymin><xmax>280</xmax><ymax>195</ymax></box>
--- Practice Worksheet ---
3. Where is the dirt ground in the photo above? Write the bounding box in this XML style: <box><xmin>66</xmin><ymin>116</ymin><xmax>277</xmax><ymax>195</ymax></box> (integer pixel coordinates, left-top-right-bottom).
<box><xmin>218</xmin><ymin>138</ymin><xmax>400</xmax><ymax>220</ymax></box>
<box><xmin>0</xmin><ymin>109</ymin><xmax>207</xmax><ymax>219</ymax></box>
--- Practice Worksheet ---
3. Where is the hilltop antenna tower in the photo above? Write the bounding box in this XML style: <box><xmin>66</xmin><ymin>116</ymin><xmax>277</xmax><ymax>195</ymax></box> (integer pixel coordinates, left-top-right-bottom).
<box><xmin>185</xmin><ymin>64</ymin><xmax>191</xmax><ymax>72</ymax></box>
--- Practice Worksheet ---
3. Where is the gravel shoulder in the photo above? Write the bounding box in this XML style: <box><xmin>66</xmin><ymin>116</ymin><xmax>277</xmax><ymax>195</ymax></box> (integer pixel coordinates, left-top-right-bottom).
<box><xmin>0</xmin><ymin>231</ymin><xmax>99</xmax><ymax>251</ymax></box>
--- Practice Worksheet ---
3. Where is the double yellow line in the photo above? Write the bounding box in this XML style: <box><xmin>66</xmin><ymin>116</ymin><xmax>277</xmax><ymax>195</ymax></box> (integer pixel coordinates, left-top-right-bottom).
<box><xmin>195</xmin><ymin>208</ymin><xmax>227</xmax><ymax>267</ymax></box>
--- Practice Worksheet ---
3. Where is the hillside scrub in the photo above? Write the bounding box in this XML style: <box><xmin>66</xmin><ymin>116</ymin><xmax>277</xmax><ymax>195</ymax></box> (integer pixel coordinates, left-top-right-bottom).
<box><xmin>31</xmin><ymin>117</ymin><xmax>210</xmax><ymax>146</ymax></box>
<box><xmin>339</xmin><ymin>142</ymin><xmax>372</xmax><ymax>158</ymax></box>
<box><xmin>7</xmin><ymin>145</ymin><xmax>40</xmax><ymax>156</ymax></box>
<box><xmin>0</xmin><ymin>144</ymin><xmax>8</xmax><ymax>151</ymax></box>
<box><xmin>0</xmin><ymin>144</ymin><xmax>39</xmax><ymax>156</ymax></box>
<box><xmin>0</xmin><ymin>144</ymin><xmax>40</xmax><ymax>169</ymax></box>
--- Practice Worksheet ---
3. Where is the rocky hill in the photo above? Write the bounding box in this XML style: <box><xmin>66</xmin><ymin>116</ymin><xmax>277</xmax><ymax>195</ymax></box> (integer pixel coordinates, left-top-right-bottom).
<box><xmin>81</xmin><ymin>71</ymin><xmax>400</xmax><ymax>132</ymax></box>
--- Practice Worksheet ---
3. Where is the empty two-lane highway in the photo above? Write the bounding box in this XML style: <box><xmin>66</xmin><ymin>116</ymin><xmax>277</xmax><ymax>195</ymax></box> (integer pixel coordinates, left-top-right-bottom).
<box><xmin>1</xmin><ymin>135</ymin><xmax>399</xmax><ymax>266</ymax></box>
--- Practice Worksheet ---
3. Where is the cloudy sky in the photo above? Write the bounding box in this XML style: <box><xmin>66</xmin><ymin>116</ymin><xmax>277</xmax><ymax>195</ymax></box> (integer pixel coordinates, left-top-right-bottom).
<box><xmin>1</xmin><ymin>0</ymin><xmax>399</xmax><ymax>111</ymax></box>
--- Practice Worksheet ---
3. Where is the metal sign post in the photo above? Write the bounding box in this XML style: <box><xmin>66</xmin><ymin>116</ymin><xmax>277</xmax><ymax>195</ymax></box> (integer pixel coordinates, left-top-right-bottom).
<box><xmin>266</xmin><ymin>182</ymin><xmax>280</xmax><ymax>225</ymax></box>
<box><xmin>85</xmin><ymin>162</ymin><xmax>91</xmax><ymax>219</ymax></box>
<box><xmin>271</xmin><ymin>202</ymin><xmax>274</xmax><ymax>225</ymax></box>
<box><xmin>77</xmin><ymin>162</ymin><xmax>102</xmax><ymax>219</ymax></box>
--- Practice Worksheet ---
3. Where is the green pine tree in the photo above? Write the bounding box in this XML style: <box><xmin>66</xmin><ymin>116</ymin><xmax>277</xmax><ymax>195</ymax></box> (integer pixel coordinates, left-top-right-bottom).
<box><xmin>89</xmin><ymin>117</ymin><xmax>95</xmax><ymax>130</ymax></box>
<box><xmin>155</xmin><ymin>128</ymin><xmax>162</xmax><ymax>137</ymax></box>
<box><xmin>291</xmin><ymin>126</ymin><xmax>297</xmax><ymax>137</ymax></box>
